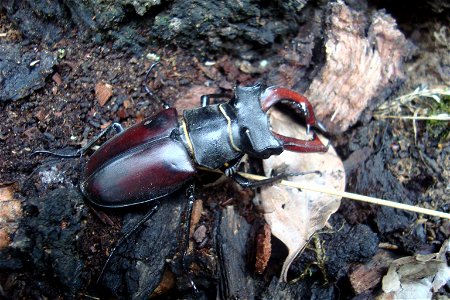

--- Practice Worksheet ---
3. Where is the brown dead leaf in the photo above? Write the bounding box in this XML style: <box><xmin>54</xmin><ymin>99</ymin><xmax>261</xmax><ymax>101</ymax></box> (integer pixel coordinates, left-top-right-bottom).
<box><xmin>95</xmin><ymin>82</ymin><xmax>113</xmax><ymax>107</ymax></box>
<box><xmin>173</xmin><ymin>85</ymin><xmax>218</xmax><ymax>113</ymax></box>
<box><xmin>257</xmin><ymin>109</ymin><xmax>345</xmax><ymax>282</ymax></box>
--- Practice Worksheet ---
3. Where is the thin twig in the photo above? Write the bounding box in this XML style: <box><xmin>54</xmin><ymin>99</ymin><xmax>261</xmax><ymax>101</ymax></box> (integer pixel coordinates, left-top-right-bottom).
<box><xmin>238</xmin><ymin>172</ymin><xmax>450</xmax><ymax>220</ymax></box>
<box><xmin>196</xmin><ymin>166</ymin><xmax>450</xmax><ymax>220</ymax></box>
<box><xmin>374</xmin><ymin>114</ymin><xmax>450</xmax><ymax>121</ymax></box>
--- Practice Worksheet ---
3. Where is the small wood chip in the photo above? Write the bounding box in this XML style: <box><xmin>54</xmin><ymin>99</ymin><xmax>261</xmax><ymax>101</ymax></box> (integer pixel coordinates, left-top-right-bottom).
<box><xmin>255</xmin><ymin>223</ymin><xmax>272</xmax><ymax>274</ymax></box>
<box><xmin>52</xmin><ymin>72</ymin><xmax>62</xmax><ymax>86</ymax></box>
<box><xmin>349</xmin><ymin>250</ymin><xmax>395</xmax><ymax>294</ymax></box>
<box><xmin>193</xmin><ymin>224</ymin><xmax>207</xmax><ymax>243</ymax></box>
<box><xmin>151</xmin><ymin>269</ymin><xmax>176</xmax><ymax>297</ymax></box>
<box><xmin>95</xmin><ymin>82</ymin><xmax>113</xmax><ymax>107</ymax></box>
<box><xmin>0</xmin><ymin>230</ymin><xmax>11</xmax><ymax>250</ymax></box>
<box><xmin>0</xmin><ymin>184</ymin><xmax>22</xmax><ymax>250</ymax></box>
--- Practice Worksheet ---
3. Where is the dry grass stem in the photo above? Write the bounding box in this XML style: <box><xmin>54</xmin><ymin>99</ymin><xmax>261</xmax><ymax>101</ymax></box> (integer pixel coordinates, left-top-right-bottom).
<box><xmin>239</xmin><ymin>172</ymin><xmax>450</xmax><ymax>220</ymax></box>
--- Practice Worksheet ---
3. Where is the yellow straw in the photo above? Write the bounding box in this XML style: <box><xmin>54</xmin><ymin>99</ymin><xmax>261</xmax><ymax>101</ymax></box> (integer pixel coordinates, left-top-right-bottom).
<box><xmin>239</xmin><ymin>172</ymin><xmax>450</xmax><ymax>220</ymax></box>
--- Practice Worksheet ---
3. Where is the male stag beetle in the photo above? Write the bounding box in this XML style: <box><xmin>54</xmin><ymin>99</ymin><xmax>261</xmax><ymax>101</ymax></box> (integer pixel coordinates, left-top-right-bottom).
<box><xmin>35</xmin><ymin>77</ymin><xmax>328</xmax><ymax>206</ymax></box>
<box><xmin>34</xmin><ymin>67</ymin><xmax>328</xmax><ymax>291</ymax></box>
<box><xmin>75</xmin><ymin>83</ymin><xmax>328</xmax><ymax>207</ymax></box>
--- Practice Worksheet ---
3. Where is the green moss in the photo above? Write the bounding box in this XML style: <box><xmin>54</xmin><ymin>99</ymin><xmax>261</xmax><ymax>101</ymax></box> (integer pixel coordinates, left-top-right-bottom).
<box><xmin>426</xmin><ymin>94</ymin><xmax>450</xmax><ymax>142</ymax></box>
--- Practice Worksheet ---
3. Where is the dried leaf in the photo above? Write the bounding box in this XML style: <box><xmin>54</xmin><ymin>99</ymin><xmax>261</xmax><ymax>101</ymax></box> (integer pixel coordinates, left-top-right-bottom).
<box><xmin>258</xmin><ymin>109</ymin><xmax>345</xmax><ymax>282</ymax></box>
<box><xmin>95</xmin><ymin>82</ymin><xmax>113</xmax><ymax>107</ymax></box>
<box><xmin>173</xmin><ymin>85</ymin><xmax>217</xmax><ymax>112</ymax></box>
<box><xmin>380</xmin><ymin>239</ymin><xmax>450</xmax><ymax>300</ymax></box>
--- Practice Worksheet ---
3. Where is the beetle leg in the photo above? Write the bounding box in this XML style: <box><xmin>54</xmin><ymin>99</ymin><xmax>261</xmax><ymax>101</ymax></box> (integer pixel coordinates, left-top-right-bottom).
<box><xmin>230</xmin><ymin>172</ymin><xmax>289</xmax><ymax>188</ymax></box>
<box><xmin>31</xmin><ymin>122</ymin><xmax>124</xmax><ymax>158</ymax></box>
<box><xmin>200</xmin><ymin>93</ymin><xmax>232</xmax><ymax>107</ymax></box>
<box><xmin>97</xmin><ymin>203</ymin><xmax>160</xmax><ymax>284</ymax></box>
<box><xmin>143</xmin><ymin>62</ymin><xmax>170</xmax><ymax>109</ymax></box>
<box><xmin>224</xmin><ymin>159</ymin><xmax>318</xmax><ymax>188</ymax></box>
<box><xmin>224</xmin><ymin>159</ymin><xmax>260</xmax><ymax>187</ymax></box>
<box><xmin>180</xmin><ymin>184</ymin><xmax>200</xmax><ymax>295</ymax></box>
<box><xmin>78</xmin><ymin>122</ymin><xmax>124</xmax><ymax>155</ymax></box>
<box><xmin>230</xmin><ymin>169</ymin><xmax>322</xmax><ymax>188</ymax></box>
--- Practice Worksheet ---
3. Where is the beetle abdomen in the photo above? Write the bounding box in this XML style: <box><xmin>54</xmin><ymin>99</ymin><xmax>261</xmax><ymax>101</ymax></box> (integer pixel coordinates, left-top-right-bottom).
<box><xmin>81</xmin><ymin>108</ymin><xmax>195</xmax><ymax>207</ymax></box>
<box><xmin>81</xmin><ymin>139</ymin><xmax>195</xmax><ymax>207</ymax></box>
<box><xmin>84</xmin><ymin>108</ymin><xmax>180</xmax><ymax>178</ymax></box>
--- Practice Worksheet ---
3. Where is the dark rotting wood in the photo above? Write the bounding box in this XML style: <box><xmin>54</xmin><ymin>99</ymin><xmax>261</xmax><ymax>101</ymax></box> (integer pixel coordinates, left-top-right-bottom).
<box><xmin>217</xmin><ymin>206</ymin><xmax>255</xmax><ymax>299</ymax></box>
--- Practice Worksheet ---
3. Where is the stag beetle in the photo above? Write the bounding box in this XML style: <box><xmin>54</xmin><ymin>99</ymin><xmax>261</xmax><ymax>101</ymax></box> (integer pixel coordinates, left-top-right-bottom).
<box><xmin>35</xmin><ymin>61</ymin><xmax>327</xmax><ymax>206</ymax></box>
<box><xmin>34</xmin><ymin>69</ymin><xmax>328</xmax><ymax>292</ymax></box>
<box><xmin>72</xmin><ymin>83</ymin><xmax>328</xmax><ymax>208</ymax></box>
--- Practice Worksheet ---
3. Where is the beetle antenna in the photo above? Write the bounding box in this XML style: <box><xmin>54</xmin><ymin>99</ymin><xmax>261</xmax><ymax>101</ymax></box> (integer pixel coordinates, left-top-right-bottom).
<box><xmin>144</xmin><ymin>62</ymin><xmax>170</xmax><ymax>109</ymax></box>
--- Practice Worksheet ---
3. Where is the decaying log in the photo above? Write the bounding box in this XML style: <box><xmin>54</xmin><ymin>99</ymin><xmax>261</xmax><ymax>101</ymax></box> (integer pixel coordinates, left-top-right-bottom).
<box><xmin>260</xmin><ymin>1</ymin><xmax>411</xmax><ymax>134</ymax></box>
<box><xmin>100</xmin><ymin>191</ymin><xmax>186</xmax><ymax>299</ymax></box>
<box><xmin>0</xmin><ymin>43</ymin><xmax>57</xmax><ymax>102</ymax></box>
<box><xmin>0</xmin><ymin>188</ymin><xmax>87</xmax><ymax>297</ymax></box>
<box><xmin>305</xmin><ymin>2</ymin><xmax>410</xmax><ymax>133</ymax></box>
<box><xmin>217</xmin><ymin>206</ymin><xmax>255</xmax><ymax>299</ymax></box>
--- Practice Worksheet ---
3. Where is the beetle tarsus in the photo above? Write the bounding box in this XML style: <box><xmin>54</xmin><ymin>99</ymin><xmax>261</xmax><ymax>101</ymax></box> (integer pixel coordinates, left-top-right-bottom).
<box><xmin>316</xmin><ymin>120</ymin><xmax>327</xmax><ymax>133</ymax></box>
<box><xmin>81</xmin><ymin>122</ymin><xmax>124</xmax><ymax>154</ymax></box>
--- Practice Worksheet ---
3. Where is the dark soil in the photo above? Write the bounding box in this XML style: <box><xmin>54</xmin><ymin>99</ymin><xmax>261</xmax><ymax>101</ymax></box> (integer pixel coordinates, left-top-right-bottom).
<box><xmin>0</xmin><ymin>1</ymin><xmax>448</xmax><ymax>299</ymax></box>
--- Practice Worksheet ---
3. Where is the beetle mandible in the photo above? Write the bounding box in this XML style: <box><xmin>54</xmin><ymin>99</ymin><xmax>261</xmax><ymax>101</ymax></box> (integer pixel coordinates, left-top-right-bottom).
<box><xmin>75</xmin><ymin>82</ymin><xmax>328</xmax><ymax>208</ymax></box>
